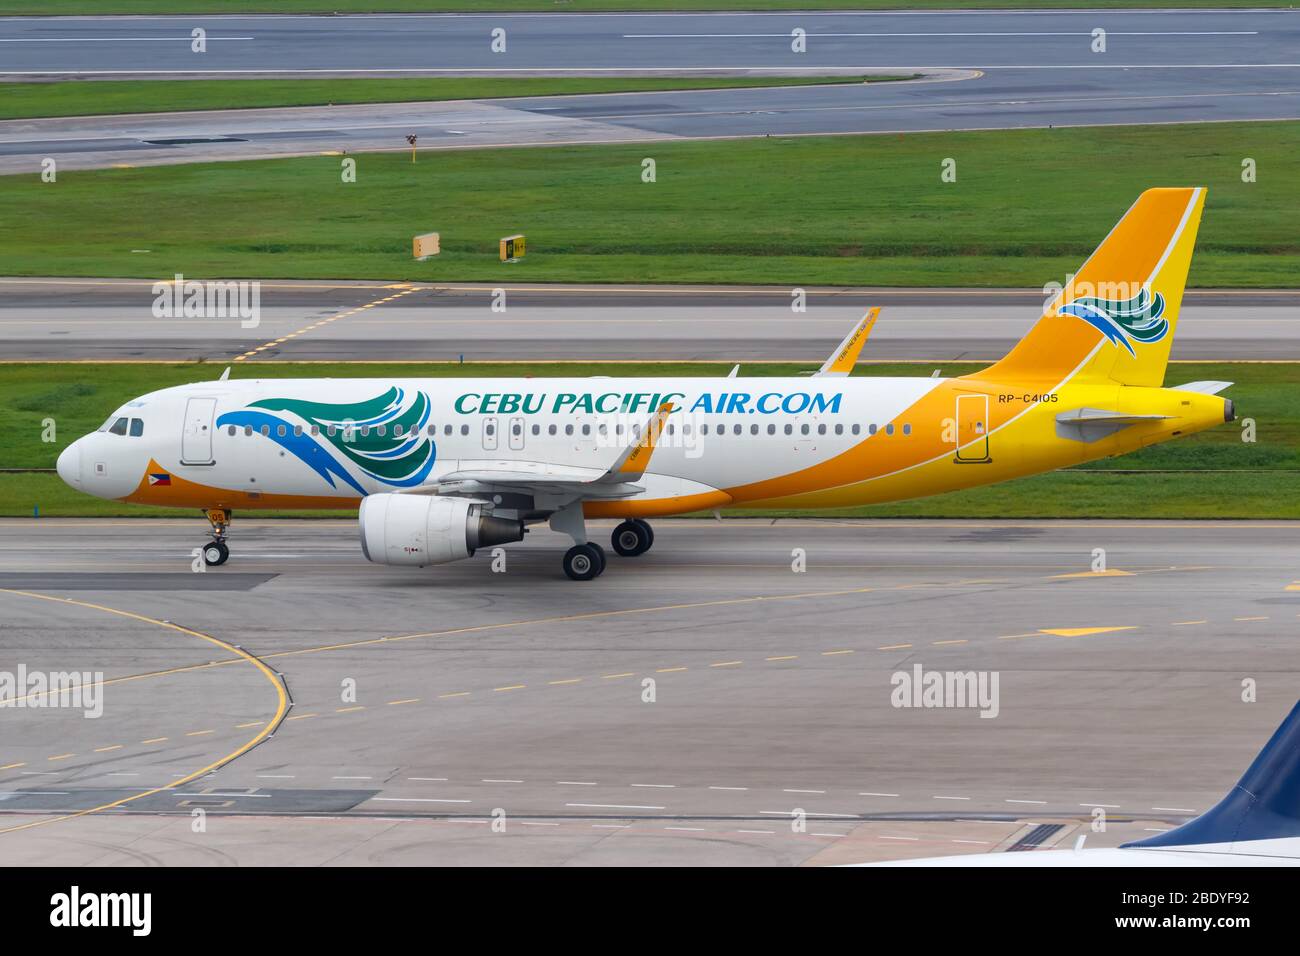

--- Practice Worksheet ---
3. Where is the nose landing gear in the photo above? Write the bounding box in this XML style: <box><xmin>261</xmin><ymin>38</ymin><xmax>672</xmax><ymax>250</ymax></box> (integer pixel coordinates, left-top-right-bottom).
<box><xmin>202</xmin><ymin>507</ymin><xmax>232</xmax><ymax>566</ymax></box>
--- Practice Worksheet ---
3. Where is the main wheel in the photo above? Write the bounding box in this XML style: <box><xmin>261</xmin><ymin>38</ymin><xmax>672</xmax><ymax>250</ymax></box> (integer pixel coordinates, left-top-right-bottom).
<box><xmin>611</xmin><ymin>519</ymin><xmax>653</xmax><ymax>557</ymax></box>
<box><xmin>562</xmin><ymin>543</ymin><xmax>603</xmax><ymax>581</ymax></box>
<box><xmin>588</xmin><ymin>542</ymin><xmax>607</xmax><ymax>574</ymax></box>
<box><xmin>202</xmin><ymin>540</ymin><xmax>229</xmax><ymax>566</ymax></box>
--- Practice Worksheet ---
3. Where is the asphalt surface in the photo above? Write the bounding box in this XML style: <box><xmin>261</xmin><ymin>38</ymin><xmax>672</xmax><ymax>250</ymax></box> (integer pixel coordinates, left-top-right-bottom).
<box><xmin>1</xmin><ymin>517</ymin><xmax>1296</xmax><ymax>865</ymax></box>
<box><xmin>2</xmin><ymin>11</ymin><xmax>1294</xmax><ymax>75</ymax></box>
<box><xmin>0</xmin><ymin>10</ymin><xmax>1296</xmax><ymax>172</ymax></box>
<box><xmin>1</xmin><ymin>278</ymin><xmax>1295</xmax><ymax>363</ymax></box>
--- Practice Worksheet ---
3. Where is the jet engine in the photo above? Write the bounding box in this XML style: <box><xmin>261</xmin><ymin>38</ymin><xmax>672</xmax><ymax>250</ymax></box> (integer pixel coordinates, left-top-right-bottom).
<box><xmin>359</xmin><ymin>493</ymin><xmax>524</xmax><ymax>567</ymax></box>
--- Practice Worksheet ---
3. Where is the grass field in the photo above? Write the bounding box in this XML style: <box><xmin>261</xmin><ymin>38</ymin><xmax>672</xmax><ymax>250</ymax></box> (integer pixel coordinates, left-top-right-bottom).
<box><xmin>0</xmin><ymin>1</ymin><xmax>1281</xmax><ymax>12</ymax></box>
<box><xmin>1</xmin><ymin>360</ymin><xmax>1290</xmax><ymax>519</ymax></box>
<box><xmin>0</xmin><ymin>76</ymin><xmax>907</xmax><ymax>122</ymax></box>
<box><xmin>4</xmin><ymin>122</ymin><xmax>1298</xmax><ymax>287</ymax></box>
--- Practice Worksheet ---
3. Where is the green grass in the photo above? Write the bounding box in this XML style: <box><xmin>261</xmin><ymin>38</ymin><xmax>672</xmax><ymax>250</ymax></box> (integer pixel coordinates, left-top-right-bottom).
<box><xmin>0</xmin><ymin>76</ymin><xmax>909</xmax><ymax>122</ymax></box>
<box><xmin>5</xmin><ymin>122</ymin><xmax>1298</xmax><ymax>287</ymax></box>
<box><xmin>0</xmin><ymin>1</ymin><xmax>1283</xmax><ymax>12</ymax></box>
<box><xmin>0</xmin><ymin>360</ymin><xmax>1289</xmax><ymax>519</ymax></box>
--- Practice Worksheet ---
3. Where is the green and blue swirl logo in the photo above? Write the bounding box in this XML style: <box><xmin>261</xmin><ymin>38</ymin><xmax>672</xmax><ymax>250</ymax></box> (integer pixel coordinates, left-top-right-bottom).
<box><xmin>217</xmin><ymin>387</ymin><xmax>435</xmax><ymax>495</ymax></box>
<box><xmin>1059</xmin><ymin>287</ymin><xmax>1168</xmax><ymax>358</ymax></box>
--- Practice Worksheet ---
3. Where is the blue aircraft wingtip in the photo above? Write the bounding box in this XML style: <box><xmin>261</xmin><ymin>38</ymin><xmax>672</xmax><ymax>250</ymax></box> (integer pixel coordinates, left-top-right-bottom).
<box><xmin>1123</xmin><ymin>701</ymin><xmax>1300</xmax><ymax>849</ymax></box>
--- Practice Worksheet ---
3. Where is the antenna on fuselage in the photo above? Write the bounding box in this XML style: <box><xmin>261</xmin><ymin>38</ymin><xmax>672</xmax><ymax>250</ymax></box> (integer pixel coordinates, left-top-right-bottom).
<box><xmin>219</xmin><ymin>367</ymin><xmax>231</xmax><ymax>381</ymax></box>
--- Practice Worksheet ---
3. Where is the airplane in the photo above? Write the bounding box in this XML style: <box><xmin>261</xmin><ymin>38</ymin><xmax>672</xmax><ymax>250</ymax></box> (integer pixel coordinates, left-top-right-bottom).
<box><xmin>858</xmin><ymin>699</ymin><xmax>1300</xmax><ymax>867</ymax></box>
<box><xmin>55</xmin><ymin>187</ymin><xmax>1233</xmax><ymax>581</ymax></box>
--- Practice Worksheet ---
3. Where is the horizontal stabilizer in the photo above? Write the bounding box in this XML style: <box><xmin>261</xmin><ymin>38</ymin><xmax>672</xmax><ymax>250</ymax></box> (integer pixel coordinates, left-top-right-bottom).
<box><xmin>1173</xmin><ymin>380</ymin><xmax>1234</xmax><ymax>395</ymax></box>
<box><xmin>1055</xmin><ymin>408</ymin><xmax>1169</xmax><ymax>443</ymax></box>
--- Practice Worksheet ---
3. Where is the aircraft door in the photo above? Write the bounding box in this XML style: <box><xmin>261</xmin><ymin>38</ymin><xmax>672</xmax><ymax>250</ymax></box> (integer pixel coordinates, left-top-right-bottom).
<box><xmin>482</xmin><ymin>416</ymin><xmax>499</xmax><ymax>451</ymax></box>
<box><xmin>954</xmin><ymin>394</ymin><xmax>991</xmax><ymax>463</ymax></box>
<box><xmin>508</xmin><ymin>416</ymin><xmax>525</xmax><ymax>451</ymax></box>
<box><xmin>181</xmin><ymin>397</ymin><xmax>217</xmax><ymax>465</ymax></box>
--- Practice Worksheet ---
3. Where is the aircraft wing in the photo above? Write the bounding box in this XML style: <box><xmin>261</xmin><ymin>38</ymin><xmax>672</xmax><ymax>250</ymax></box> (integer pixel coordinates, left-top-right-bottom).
<box><xmin>399</xmin><ymin>403</ymin><xmax>675</xmax><ymax>500</ymax></box>
<box><xmin>854</xmin><ymin>701</ymin><xmax>1300</xmax><ymax>867</ymax></box>
<box><xmin>814</xmin><ymin>308</ymin><xmax>879</xmax><ymax>377</ymax></box>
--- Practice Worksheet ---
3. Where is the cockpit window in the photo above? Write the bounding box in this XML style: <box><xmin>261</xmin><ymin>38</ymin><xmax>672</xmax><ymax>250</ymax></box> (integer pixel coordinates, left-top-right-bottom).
<box><xmin>129</xmin><ymin>418</ymin><xmax>144</xmax><ymax>437</ymax></box>
<box><xmin>108</xmin><ymin>417</ymin><xmax>129</xmax><ymax>436</ymax></box>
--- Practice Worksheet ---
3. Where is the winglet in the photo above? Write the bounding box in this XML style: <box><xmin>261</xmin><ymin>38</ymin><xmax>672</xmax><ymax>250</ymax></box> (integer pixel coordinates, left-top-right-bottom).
<box><xmin>605</xmin><ymin>402</ymin><xmax>675</xmax><ymax>481</ymax></box>
<box><xmin>815</xmin><ymin>308</ymin><xmax>879</xmax><ymax>377</ymax></box>
<box><xmin>1123</xmin><ymin>700</ymin><xmax>1300</xmax><ymax>850</ymax></box>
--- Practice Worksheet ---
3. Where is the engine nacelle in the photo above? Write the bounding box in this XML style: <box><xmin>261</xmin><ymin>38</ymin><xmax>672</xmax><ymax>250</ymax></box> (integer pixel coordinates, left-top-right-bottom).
<box><xmin>359</xmin><ymin>493</ymin><xmax>525</xmax><ymax>567</ymax></box>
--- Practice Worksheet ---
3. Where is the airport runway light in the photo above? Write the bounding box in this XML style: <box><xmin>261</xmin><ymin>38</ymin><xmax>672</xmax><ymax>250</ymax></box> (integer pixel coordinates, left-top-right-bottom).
<box><xmin>406</xmin><ymin>133</ymin><xmax>418</xmax><ymax>163</ymax></box>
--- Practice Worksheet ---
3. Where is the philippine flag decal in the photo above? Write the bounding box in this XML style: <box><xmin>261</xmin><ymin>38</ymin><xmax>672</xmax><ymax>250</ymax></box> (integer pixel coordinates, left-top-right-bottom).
<box><xmin>147</xmin><ymin>472</ymin><xmax>172</xmax><ymax>486</ymax></box>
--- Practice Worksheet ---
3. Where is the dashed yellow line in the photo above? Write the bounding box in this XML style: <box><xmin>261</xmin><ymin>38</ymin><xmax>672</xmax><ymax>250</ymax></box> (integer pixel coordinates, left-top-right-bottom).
<box><xmin>601</xmin><ymin>672</ymin><xmax>635</xmax><ymax>680</ymax></box>
<box><xmin>878</xmin><ymin>643</ymin><xmax>912</xmax><ymax>650</ymax></box>
<box><xmin>386</xmin><ymin>698</ymin><xmax>420</xmax><ymax>706</ymax></box>
<box><xmin>0</xmin><ymin>763</ymin><xmax>24</xmax><ymax>770</ymax></box>
<box><xmin>93</xmin><ymin>745</ymin><xmax>123</xmax><ymax>753</ymax></box>
<box><xmin>233</xmin><ymin>287</ymin><xmax>420</xmax><ymax>362</ymax></box>
<box><xmin>439</xmin><ymin>691</ymin><xmax>471</xmax><ymax>698</ymax></box>
<box><xmin>1235</xmin><ymin>616</ymin><xmax>1268</xmax><ymax>622</ymax></box>
<box><xmin>1172</xmin><ymin>620</ymin><xmax>1208</xmax><ymax>626</ymax></box>
<box><xmin>184</xmin><ymin>730</ymin><xmax>215</xmax><ymax>737</ymax></box>
<box><xmin>932</xmin><ymin>640</ymin><xmax>968</xmax><ymax>646</ymax></box>
<box><xmin>141</xmin><ymin>737</ymin><xmax>168</xmax><ymax>745</ymax></box>
<box><xmin>48</xmin><ymin>754</ymin><xmax>74</xmax><ymax>762</ymax></box>
<box><xmin>656</xmin><ymin>666</ymin><xmax>688</xmax><ymax>673</ymax></box>
<box><xmin>286</xmin><ymin>712</ymin><xmax>318</xmax><ymax>721</ymax></box>
<box><xmin>710</xmin><ymin>661</ymin><xmax>743</xmax><ymax>668</ymax></box>
<box><xmin>821</xmin><ymin>649</ymin><xmax>854</xmax><ymax>656</ymax></box>
<box><xmin>547</xmin><ymin>679</ymin><xmax>582</xmax><ymax>685</ymax></box>
<box><xmin>766</xmin><ymin>655</ymin><xmax>798</xmax><ymax>662</ymax></box>
<box><xmin>494</xmin><ymin>685</ymin><xmax>526</xmax><ymax>693</ymax></box>
<box><xmin>336</xmin><ymin>705</ymin><xmax>365</xmax><ymax>713</ymax></box>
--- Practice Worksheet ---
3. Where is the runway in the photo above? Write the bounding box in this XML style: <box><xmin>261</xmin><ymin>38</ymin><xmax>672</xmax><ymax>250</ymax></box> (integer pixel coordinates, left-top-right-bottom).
<box><xmin>0</xmin><ymin>517</ymin><xmax>1296</xmax><ymax>865</ymax></box>
<box><xmin>2</xmin><ymin>11</ymin><xmax>1294</xmax><ymax>75</ymax></box>
<box><xmin>1</xmin><ymin>278</ymin><xmax>1296</xmax><ymax>363</ymax></box>
<box><xmin>1</xmin><ymin>10</ymin><xmax>1297</xmax><ymax>172</ymax></box>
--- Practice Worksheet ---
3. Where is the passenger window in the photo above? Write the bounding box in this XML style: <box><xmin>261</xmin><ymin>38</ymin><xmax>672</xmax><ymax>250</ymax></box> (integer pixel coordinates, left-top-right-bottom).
<box><xmin>666</xmin><ymin>424</ymin><xmax>675</xmax><ymax>436</ymax></box>
<box><xmin>886</xmin><ymin>424</ymin><xmax>895</xmax><ymax>436</ymax></box>
<box><xmin>835</xmin><ymin>424</ymin><xmax>843</xmax><ymax>435</ymax></box>
<box><xmin>244</xmin><ymin>426</ymin><xmax>253</xmax><ymax>437</ymax></box>
<box><xmin>375</xmin><ymin>425</ymin><xmax>386</xmax><ymax>437</ymax></box>
<box><xmin>750</xmin><ymin>424</ymin><xmax>759</xmax><ymax>435</ymax></box>
<box><xmin>532</xmin><ymin>424</ymin><xmax>540</xmax><ymax>436</ymax></box>
<box><xmin>129</xmin><ymin>418</ymin><xmax>144</xmax><ymax>437</ymax></box>
<box><xmin>327</xmin><ymin>425</ymin><xmax>337</xmax><ymax>437</ymax></box>
<box><xmin>548</xmin><ymin>424</ymin><xmax>557</xmax><ymax>436</ymax></box>
<box><xmin>801</xmin><ymin>424</ymin><xmax>810</xmax><ymax>436</ymax></box>
<box><xmin>513</xmin><ymin>422</ymin><xmax>522</xmax><ymax>436</ymax></box>
<box><xmin>733</xmin><ymin>424</ymin><xmax>742</xmax><ymax>435</ymax></box>
<box><xmin>565</xmin><ymin>425</ymin><xmax>574</xmax><ymax>436</ymax></box>
<box><xmin>784</xmin><ymin>424</ymin><xmax>792</xmax><ymax>436</ymax></box>
<box><xmin>903</xmin><ymin>424</ymin><xmax>912</xmax><ymax>436</ymax></box>
<box><xmin>852</xmin><ymin>424</ymin><xmax>861</xmax><ymax>435</ymax></box>
<box><xmin>277</xmin><ymin>424</ymin><xmax>287</xmax><ymax>437</ymax></box>
<box><xmin>445</xmin><ymin>425</ymin><xmax>453</xmax><ymax>436</ymax></box>
<box><xmin>817</xmin><ymin>424</ymin><xmax>826</xmax><ymax>435</ymax></box>
<box><xmin>109</xmin><ymin>417</ymin><xmax>128</xmax><ymax>436</ymax></box>
<box><xmin>294</xmin><ymin>425</ymin><xmax>303</xmax><ymax>437</ymax></box>
<box><xmin>227</xmin><ymin>425</ymin><xmax>236</xmax><ymax>437</ymax></box>
<box><xmin>460</xmin><ymin>425</ymin><xmax>469</xmax><ymax>436</ymax></box>
<box><xmin>767</xmin><ymin>424</ymin><xmax>775</xmax><ymax>435</ymax></box>
<box><xmin>582</xmin><ymin>424</ymin><xmax>590</xmax><ymax>436</ymax></box>
<box><xmin>869</xmin><ymin>424</ymin><xmax>877</xmax><ymax>435</ymax></box>
<box><xmin>261</xmin><ymin>425</ymin><xmax>270</xmax><ymax>436</ymax></box>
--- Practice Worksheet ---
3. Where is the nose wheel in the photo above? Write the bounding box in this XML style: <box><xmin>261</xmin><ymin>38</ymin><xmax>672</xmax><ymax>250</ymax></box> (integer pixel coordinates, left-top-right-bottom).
<box><xmin>202</xmin><ymin>507</ymin><xmax>232</xmax><ymax>566</ymax></box>
<box><xmin>611</xmin><ymin>519</ymin><xmax>654</xmax><ymax>557</ymax></box>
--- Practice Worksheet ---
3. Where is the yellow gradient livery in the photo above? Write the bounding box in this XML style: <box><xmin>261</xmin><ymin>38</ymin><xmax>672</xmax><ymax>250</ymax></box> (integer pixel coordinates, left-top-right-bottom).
<box><xmin>57</xmin><ymin>188</ymin><xmax>1233</xmax><ymax>580</ymax></box>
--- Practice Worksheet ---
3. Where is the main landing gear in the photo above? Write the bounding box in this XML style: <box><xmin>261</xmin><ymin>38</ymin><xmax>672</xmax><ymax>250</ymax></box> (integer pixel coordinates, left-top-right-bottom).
<box><xmin>611</xmin><ymin>519</ymin><xmax>654</xmax><ymax>558</ymax></box>
<box><xmin>551</xmin><ymin>504</ymin><xmax>655</xmax><ymax>581</ymax></box>
<box><xmin>202</xmin><ymin>507</ymin><xmax>232</xmax><ymax>566</ymax></box>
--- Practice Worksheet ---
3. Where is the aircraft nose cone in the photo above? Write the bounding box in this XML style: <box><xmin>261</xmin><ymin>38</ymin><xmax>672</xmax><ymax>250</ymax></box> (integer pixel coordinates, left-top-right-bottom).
<box><xmin>56</xmin><ymin>440</ymin><xmax>82</xmax><ymax>488</ymax></box>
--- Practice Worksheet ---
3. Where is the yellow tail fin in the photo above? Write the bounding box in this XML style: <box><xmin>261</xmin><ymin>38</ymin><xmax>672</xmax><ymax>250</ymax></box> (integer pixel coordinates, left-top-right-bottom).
<box><xmin>980</xmin><ymin>187</ymin><xmax>1206</xmax><ymax>388</ymax></box>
